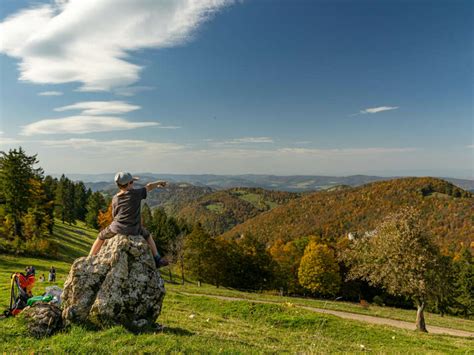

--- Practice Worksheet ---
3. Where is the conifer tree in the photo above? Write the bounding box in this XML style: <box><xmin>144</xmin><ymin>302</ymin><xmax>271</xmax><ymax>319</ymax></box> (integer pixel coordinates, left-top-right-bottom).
<box><xmin>74</xmin><ymin>181</ymin><xmax>88</xmax><ymax>221</ymax></box>
<box><xmin>85</xmin><ymin>191</ymin><xmax>107</xmax><ymax>229</ymax></box>
<box><xmin>0</xmin><ymin>148</ymin><xmax>43</xmax><ymax>238</ymax></box>
<box><xmin>453</xmin><ymin>247</ymin><xmax>474</xmax><ymax>317</ymax></box>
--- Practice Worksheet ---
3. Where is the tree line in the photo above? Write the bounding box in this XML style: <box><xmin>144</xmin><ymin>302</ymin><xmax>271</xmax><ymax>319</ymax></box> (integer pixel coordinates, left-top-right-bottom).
<box><xmin>0</xmin><ymin>148</ymin><xmax>108</xmax><ymax>254</ymax></box>
<box><xmin>178</xmin><ymin>207</ymin><xmax>473</xmax><ymax>331</ymax></box>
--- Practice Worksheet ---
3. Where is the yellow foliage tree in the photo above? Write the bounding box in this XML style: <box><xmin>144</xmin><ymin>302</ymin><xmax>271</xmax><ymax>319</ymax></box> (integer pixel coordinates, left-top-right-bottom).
<box><xmin>298</xmin><ymin>242</ymin><xmax>341</xmax><ymax>296</ymax></box>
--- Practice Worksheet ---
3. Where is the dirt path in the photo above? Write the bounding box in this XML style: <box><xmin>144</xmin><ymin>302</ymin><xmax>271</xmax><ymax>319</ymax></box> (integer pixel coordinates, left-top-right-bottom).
<box><xmin>180</xmin><ymin>292</ymin><xmax>474</xmax><ymax>338</ymax></box>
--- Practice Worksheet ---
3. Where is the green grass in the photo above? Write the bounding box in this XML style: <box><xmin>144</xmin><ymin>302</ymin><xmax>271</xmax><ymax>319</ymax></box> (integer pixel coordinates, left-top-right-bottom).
<box><xmin>0</xmin><ymin>220</ymin><xmax>473</xmax><ymax>353</ymax></box>
<box><xmin>205</xmin><ymin>202</ymin><xmax>225</xmax><ymax>214</ymax></box>
<box><xmin>168</xmin><ymin>282</ymin><xmax>474</xmax><ymax>333</ymax></box>
<box><xmin>234</xmin><ymin>190</ymin><xmax>278</xmax><ymax>210</ymax></box>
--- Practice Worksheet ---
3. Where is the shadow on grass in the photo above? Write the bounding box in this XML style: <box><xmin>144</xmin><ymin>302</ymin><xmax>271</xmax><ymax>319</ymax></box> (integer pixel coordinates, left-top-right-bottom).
<box><xmin>162</xmin><ymin>326</ymin><xmax>194</xmax><ymax>336</ymax></box>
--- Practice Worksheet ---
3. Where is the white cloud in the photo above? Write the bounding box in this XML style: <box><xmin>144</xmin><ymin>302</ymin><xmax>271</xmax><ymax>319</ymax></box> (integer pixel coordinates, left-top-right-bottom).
<box><xmin>114</xmin><ymin>86</ymin><xmax>154</xmax><ymax>97</ymax></box>
<box><xmin>39</xmin><ymin>138</ymin><xmax>183</xmax><ymax>152</ymax></box>
<box><xmin>38</xmin><ymin>91</ymin><xmax>63</xmax><ymax>96</ymax></box>
<box><xmin>467</xmin><ymin>145</ymin><xmax>474</xmax><ymax>149</ymax></box>
<box><xmin>209</xmin><ymin>137</ymin><xmax>274</xmax><ymax>146</ymax></box>
<box><xmin>360</xmin><ymin>106</ymin><xmax>399</xmax><ymax>114</ymax></box>
<box><xmin>21</xmin><ymin>116</ymin><xmax>159</xmax><ymax>135</ymax></box>
<box><xmin>158</xmin><ymin>126</ymin><xmax>181</xmax><ymax>129</ymax></box>
<box><xmin>229</xmin><ymin>137</ymin><xmax>274</xmax><ymax>144</ymax></box>
<box><xmin>54</xmin><ymin>101</ymin><xmax>140</xmax><ymax>115</ymax></box>
<box><xmin>0</xmin><ymin>137</ymin><xmax>24</xmax><ymax>146</ymax></box>
<box><xmin>0</xmin><ymin>0</ymin><xmax>233</xmax><ymax>92</ymax></box>
<box><xmin>278</xmin><ymin>147</ymin><xmax>416</xmax><ymax>155</ymax></box>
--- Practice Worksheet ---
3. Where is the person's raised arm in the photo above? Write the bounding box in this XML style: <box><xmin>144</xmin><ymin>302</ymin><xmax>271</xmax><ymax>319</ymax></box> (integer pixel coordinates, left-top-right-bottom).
<box><xmin>145</xmin><ymin>180</ymin><xmax>167</xmax><ymax>192</ymax></box>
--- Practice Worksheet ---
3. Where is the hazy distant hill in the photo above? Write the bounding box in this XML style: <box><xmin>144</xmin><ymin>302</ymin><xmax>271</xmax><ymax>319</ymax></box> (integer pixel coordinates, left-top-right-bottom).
<box><xmin>70</xmin><ymin>173</ymin><xmax>474</xmax><ymax>192</ymax></box>
<box><xmin>176</xmin><ymin>187</ymin><xmax>300</xmax><ymax>235</ymax></box>
<box><xmin>220</xmin><ymin>177</ymin><xmax>473</xmax><ymax>252</ymax></box>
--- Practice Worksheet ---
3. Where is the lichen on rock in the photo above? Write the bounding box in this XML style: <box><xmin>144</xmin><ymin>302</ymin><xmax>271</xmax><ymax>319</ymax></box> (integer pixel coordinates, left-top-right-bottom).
<box><xmin>62</xmin><ymin>234</ymin><xmax>166</xmax><ymax>331</ymax></box>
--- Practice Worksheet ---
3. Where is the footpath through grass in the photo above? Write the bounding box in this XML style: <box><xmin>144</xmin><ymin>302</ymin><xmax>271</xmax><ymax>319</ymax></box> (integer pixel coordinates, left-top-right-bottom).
<box><xmin>169</xmin><ymin>282</ymin><xmax>474</xmax><ymax>333</ymax></box>
<box><xmin>0</xmin><ymin>220</ymin><xmax>473</xmax><ymax>353</ymax></box>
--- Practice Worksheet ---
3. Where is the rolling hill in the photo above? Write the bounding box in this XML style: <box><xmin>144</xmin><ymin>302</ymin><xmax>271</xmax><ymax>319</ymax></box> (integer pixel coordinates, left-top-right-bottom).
<box><xmin>176</xmin><ymin>188</ymin><xmax>300</xmax><ymax>235</ymax></box>
<box><xmin>220</xmin><ymin>177</ymin><xmax>473</xmax><ymax>252</ymax></box>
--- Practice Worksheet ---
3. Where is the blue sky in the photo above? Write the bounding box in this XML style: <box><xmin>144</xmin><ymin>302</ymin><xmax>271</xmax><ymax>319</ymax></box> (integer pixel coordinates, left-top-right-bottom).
<box><xmin>0</xmin><ymin>0</ymin><xmax>472</xmax><ymax>177</ymax></box>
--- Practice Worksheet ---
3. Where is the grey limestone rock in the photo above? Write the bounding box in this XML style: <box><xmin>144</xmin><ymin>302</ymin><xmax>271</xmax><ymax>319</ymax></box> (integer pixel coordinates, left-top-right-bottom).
<box><xmin>22</xmin><ymin>302</ymin><xmax>63</xmax><ymax>338</ymax></box>
<box><xmin>62</xmin><ymin>234</ymin><xmax>166</xmax><ymax>330</ymax></box>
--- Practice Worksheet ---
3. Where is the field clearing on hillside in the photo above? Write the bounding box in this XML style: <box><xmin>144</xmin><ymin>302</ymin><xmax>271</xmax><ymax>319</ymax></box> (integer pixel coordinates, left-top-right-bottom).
<box><xmin>0</xmin><ymin>220</ymin><xmax>473</xmax><ymax>353</ymax></box>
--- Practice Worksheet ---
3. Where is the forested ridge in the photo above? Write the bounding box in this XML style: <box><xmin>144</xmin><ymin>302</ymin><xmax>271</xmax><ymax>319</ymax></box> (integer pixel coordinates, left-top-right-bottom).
<box><xmin>221</xmin><ymin>177</ymin><xmax>473</xmax><ymax>253</ymax></box>
<box><xmin>176</xmin><ymin>187</ymin><xmax>300</xmax><ymax>236</ymax></box>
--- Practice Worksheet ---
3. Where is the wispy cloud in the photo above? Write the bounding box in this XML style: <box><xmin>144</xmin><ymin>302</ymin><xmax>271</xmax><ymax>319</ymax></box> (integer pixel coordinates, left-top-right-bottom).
<box><xmin>21</xmin><ymin>116</ymin><xmax>159</xmax><ymax>135</ymax></box>
<box><xmin>278</xmin><ymin>147</ymin><xmax>416</xmax><ymax>155</ymax></box>
<box><xmin>208</xmin><ymin>137</ymin><xmax>274</xmax><ymax>146</ymax></box>
<box><xmin>359</xmin><ymin>106</ymin><xmax>399</xmax><ymax>114</ymax></box>
<box><xmin>54</xmin><ymin>101</ymin><xmax>140</xmax><ymax>115</ymax></box>
<box><xmin>38</xmin><ymin>91</ymin><xmax>63</xmax><ymax>96</ymax></box>
<box><xmin>114</xmin><ymin>86</ymin><xmax>154</xmax><ymax>97</ymax></box>
<box><xmin>39</xmin><ymin>138</ymin><xmax>183</xmax><ymax>152</ymax></box>
<box><xmin>159</xmin><ymin>126</ymin><xmax>181</xmax><ymax>130</ymax></box>
<box><xmin>467</xmin><ymin>145</ymin><xmax>474</xmax><ymax>149</ymax></box>
<box><xmin>0</xmin><ymin>0</ymin><xmax>233</xmax><ymax>92</ymax></box>
<box><xmin>0</xmin><ymin>137</ymin><xmax>24</xmax><ymax>145</ymax></box>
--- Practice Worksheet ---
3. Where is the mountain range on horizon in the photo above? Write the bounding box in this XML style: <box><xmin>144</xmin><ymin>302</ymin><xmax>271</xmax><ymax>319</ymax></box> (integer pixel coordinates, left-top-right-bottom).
<box><xmin>56</xmin><ymin>173</ymin><xmax>474</xmax><ymax>193</ymax></box>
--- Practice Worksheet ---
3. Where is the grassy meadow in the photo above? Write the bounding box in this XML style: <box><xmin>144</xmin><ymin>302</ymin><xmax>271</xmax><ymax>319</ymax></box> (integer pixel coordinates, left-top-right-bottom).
<box><xmin>0</xmin><ymin>220</ymin><xmax>473</xmax><ymax>353</ymax></box>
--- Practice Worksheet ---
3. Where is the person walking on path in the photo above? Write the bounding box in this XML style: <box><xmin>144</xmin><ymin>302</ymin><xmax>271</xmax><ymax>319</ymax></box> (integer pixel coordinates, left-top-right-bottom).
<box><xmin>89</xmin><ymin>172</ymin><xmax>169</xmax><ymax>268</ymax></box>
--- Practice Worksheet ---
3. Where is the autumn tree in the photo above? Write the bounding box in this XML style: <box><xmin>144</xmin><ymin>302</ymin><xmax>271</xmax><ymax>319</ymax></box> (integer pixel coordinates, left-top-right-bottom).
<box><xmin>298</xmin><ymin>241</ymin><xmax>341</xmax><ymax>296</ymax></box>
<box><xmin>98</xmin><ymin>202</ymin><xmax>113</xmax><ymax>231</ymax></box>
<box><xmin>342</xmin><ymin>207</ymin><xmax>444</xmax><ymax>332</ymax></box>
<box><xmin>269</xmin><ymin>237</ymin><xmax>310</xmax><ymax>294</ymax></box>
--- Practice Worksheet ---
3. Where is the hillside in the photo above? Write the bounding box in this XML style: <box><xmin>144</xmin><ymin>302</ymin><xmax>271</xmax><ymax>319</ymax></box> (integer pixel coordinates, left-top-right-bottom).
<box><xmin>176</xmin><ymin>188</ymin><xmax>300</xmax><ymax>235</ymax></box>
<box><xmin>101</xmin><ymin>182</ymin><xmax>213</xmax><ymax>214</ymax></box>
<box><xmin>220</xmin><ymin>177</ymin><xmax>473</xmax><ymax>252</ymax></box>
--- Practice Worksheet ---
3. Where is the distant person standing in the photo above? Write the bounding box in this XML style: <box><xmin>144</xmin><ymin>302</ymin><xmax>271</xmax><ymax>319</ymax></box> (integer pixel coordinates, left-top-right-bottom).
<box><xmin>49</xmin><ymin>266</ymin><xmax>56</xmax><ymax>282</ymax></box>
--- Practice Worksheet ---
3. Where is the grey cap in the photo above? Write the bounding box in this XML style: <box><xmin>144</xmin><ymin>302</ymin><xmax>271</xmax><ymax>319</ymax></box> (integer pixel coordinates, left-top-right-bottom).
<box><xmin>114</xmin><ymin>172</ymin><xmax>138</xmax><ymax>186</ymax></box>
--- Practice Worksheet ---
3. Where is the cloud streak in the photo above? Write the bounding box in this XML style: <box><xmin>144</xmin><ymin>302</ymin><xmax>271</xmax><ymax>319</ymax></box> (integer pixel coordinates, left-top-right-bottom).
<box><xmin>54</xmin><ymin>101</ymin><xmax>140</xmax><ymax>115</ymax></box>
<box><xmin>39</xmin><ymin>138</ymin><xmax>184</xmax><ymax>153</ymax></box>
<box><xmin>0</xmin><ymin>0</ymin><xmax>233</xmax><ymax>92</ymax></box>
<box><xmin>38</xmin><ymin>91</ymin><xmax>63</xmax><ymax>96</ymax></box>
<box><xmin>359</xmin><ymin>106</ymin><xmax>399</xmax><ymax>114</ymax></box>
<box><xmin>21</xmin><ymin>116</ymin><xmax>159</xmax><ymax>135</ymax></box>
<box><xmin>278</xmin><ymin>147</ymin><xmax>416</xmax><ymax>155</ymax></box>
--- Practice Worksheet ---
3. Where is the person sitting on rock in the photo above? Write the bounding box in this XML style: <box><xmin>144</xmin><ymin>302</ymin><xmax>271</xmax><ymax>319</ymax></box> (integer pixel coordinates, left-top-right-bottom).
<box><xmin>89</xmin><ymin>172</ymin><xmax>169</xmax><ymax>268</ymax></box>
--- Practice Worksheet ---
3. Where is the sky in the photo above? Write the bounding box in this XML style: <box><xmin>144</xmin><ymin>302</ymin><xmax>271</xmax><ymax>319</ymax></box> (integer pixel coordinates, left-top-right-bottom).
<box><xmin>0</xmin><ymin>0</ymin><xmax>472</xmax><ymax>178</ymax></box>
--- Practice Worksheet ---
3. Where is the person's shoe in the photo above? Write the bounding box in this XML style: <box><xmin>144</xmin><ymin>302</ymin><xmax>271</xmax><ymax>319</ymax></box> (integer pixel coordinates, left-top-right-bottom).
<box><xmin>154</xmin><ymin>255</ymin><xmax>169</xmax><ymax>268</ymax></box>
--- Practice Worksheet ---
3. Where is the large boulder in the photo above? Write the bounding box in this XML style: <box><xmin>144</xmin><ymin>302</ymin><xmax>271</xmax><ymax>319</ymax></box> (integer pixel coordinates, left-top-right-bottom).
<box><xmin>62</xmin><ymin>235</ymin><xmax>166</xmax><ymax>331</ymax></box>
